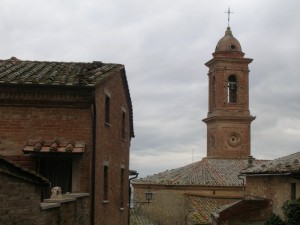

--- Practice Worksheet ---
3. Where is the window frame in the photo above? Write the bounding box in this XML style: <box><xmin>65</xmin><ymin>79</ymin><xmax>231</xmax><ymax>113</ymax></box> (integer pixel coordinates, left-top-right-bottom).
<box><xmin>103</xmin><ymin>162</ymin><xmax>109</xmax><ymax>203</ymax></box>
<box><xmin>104</xmin><ymin>95</ymin><xmax>111</xmax><ymax>125</ymax></box>
<box><xmin>120</xmin><ymin>166</ymin><xmax>125</xmax><ymax>209</ymax></box>
<box><xmin>121</xmin><ymin>110</ymin><xmax>126</xmax><ymax>141</ymax></box>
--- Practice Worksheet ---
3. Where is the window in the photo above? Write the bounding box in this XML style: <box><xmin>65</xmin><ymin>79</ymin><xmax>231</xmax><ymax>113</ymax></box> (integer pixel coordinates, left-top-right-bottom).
<box><xmin>39</xmin><ymin>158</ymin><xmax>72</xmax><ymax>199</ymax></box>
<box><xmin>227</xmin><ymin>75</ymin><xmax>237</xmax><ymax>103</ymax></box>
<box><xmin>105</xmin><ymin>95</ymin><xmax>110</xmax><ymax>124</ymax></box>
<box><xmin>291</xmin><ymin>183</ymin><xmax>296</xmax><ymax>200</ymax></box>
<box><xmin>103</xmin><ymin>165</ymin><xmax>109</xmax><ymax>202</ymax></box>
<box><xmin>120</xmin><ymin>168</ymin><xmax>125</xmax><ymax>208</ymax></box>
<box><xmin>122</xmin><ymin>111</ymin><xmax>126</xmax><ymax>140</ymax></box>
<box><xmin>211</xmin><ymin>76</ymin><xmax>216</xmax><ymax>108</ymax></box>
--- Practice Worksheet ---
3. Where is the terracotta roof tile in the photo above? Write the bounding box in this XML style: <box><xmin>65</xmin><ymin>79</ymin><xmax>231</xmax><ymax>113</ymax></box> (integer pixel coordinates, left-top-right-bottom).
<box><xmin>22</xmin><ymin>139</ymin><xmax>85</xmax><ymax>154</ymax></box>
<box><xmin>133</xmin><ymin>158</ymin><xmax>266</xmax><ymax>187</ymax></box>
<box><xmin>130</xmin><ymin>209</ymin><xmax>159</xmax><ymax>225</ymax></box>
<box><xmin>0</xmin><ymin>57</ymin><xmax>123</xmax><ymax>86</ymax></box>
<box><xmin>186</xmin><ymin>196</ymin><xmax>239</xmax><ymax>224</ymax></box>
<box><xmin>242</xmin><ymin>151</ymin><xmax>300</xmax><ymax>174</ymax></box>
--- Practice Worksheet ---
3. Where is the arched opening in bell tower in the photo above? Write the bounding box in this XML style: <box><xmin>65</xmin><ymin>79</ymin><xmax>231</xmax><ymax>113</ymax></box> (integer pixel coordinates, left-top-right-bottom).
<box><xmin>227</xmin><ymin>75</ymin><xmax>237</xmax><ymax>103</ymax></box>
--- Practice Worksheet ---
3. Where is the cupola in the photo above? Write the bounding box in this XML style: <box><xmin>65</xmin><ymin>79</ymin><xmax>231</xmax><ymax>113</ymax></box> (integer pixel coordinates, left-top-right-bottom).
<box><xmin>215</xmin><ymin>27</ymin><xmax>243</xmax><ymax>55</ymax></box>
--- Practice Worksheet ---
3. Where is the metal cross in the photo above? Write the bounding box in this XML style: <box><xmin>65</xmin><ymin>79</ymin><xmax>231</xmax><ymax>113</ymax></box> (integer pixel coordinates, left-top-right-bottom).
<box><xmin>225</xmin><ymin>7</ymin><xmax>233</xmax><ymax>27</ymax></box>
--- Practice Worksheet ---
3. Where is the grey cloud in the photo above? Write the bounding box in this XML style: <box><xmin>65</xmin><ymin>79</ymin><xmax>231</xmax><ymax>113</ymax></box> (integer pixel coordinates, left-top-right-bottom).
<box><xmin>1</xmin><ymin>0</ymin><xmax>300</xmax><ymax>177</ymax></box>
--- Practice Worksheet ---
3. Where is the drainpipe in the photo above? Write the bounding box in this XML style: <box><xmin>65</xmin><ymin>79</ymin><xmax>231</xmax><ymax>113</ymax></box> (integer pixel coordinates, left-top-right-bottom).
<box><xmin>128</xmin><ymin>170</ymin><xmax>139</xmax><ymax>225</ymax></box>
<box><xmin>91</xmin><ymin>97</ymin><xmax>97</xmax><ymax>225</ymax></box>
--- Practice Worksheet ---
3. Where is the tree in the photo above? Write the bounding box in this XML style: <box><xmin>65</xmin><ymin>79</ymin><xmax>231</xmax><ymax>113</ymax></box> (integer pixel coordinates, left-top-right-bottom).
<box><xmin>282</xmin><ymin>199</ymin><xmax>300</xmax><ymax>225</ymax></box>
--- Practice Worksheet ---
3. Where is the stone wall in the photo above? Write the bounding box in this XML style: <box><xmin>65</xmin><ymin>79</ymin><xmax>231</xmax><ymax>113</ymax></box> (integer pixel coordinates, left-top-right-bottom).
<box><xmin>133</xmin><ymin>185</ymin><xmax>243</xmax><ymax>225</ymax></box>
<box><xmin>0</xmin><ymin>172</ymin><xmax>44</xmax><ymax>225</ymax></box>
<box><xmin>245</xmin><ymin>175</ymin><xmax>300</xmax><ymax>218</ymax></box>
<box><xmin>0</xmin><ymin>171</ymin><xmax>90</xmax><ymax>225</ymax></box>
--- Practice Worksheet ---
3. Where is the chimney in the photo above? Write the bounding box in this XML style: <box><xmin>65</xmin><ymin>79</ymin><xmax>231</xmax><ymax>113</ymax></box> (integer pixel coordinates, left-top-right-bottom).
<box><xmin>248</xmin><ymin>155</ymin><xmax>254</xmax><ymax>167</ymax></box>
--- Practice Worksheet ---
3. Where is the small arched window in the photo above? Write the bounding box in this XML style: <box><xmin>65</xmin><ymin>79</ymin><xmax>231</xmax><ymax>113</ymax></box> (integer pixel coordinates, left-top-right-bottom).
<box><xmin>228</xmin><ymin>75</ymin><xmax>237</xmax><ymax>103</ymax></box>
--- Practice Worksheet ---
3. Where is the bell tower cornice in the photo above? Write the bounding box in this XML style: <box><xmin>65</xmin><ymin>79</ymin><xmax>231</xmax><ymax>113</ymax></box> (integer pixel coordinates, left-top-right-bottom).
<box><xmin>205</xmin><ymin>57</ymin><xmax>253</xmax><ymax>68</ymax></box>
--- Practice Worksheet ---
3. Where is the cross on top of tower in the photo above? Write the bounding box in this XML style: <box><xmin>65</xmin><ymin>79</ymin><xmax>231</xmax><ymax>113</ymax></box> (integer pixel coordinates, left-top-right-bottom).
<box><xmin>224</xmin><ymin>7</ymin><xmax>233</xmax><ymax>27</ymax></box>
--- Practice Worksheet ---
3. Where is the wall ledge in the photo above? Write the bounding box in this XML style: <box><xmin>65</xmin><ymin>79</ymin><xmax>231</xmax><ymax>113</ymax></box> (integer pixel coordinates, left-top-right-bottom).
<box><xmin>42</xmin><ymin>192</ymin><xmax>90</xmax><ymax>208</ymax></box>
<box><xmin>44</xmin><ymin>197</ymin><xmax>76</xmax><ymax>204</ymax></box>
<box><xmin>41</xmin><ymin>202</ymin><xmax>60</xmax><ymax>210</ymax></box>
<box><xmin>65</xmin><ymin>192</ymin><xmax>90</xmax><ymax>198</ymax></box>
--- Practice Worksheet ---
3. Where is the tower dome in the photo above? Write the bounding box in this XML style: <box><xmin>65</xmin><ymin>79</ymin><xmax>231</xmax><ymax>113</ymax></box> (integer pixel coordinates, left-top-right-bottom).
<box><xmin>215</xmin><ymin>27</ymin><xmax>242</xmax><ymax>53</ymax></box>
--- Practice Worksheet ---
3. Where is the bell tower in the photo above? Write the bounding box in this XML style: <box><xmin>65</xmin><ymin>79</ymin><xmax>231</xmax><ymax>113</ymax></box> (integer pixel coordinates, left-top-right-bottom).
<box><xmin>203</xmin><ymin>27</ymin><xmax>255</xmax><ymax>159</ymax></box>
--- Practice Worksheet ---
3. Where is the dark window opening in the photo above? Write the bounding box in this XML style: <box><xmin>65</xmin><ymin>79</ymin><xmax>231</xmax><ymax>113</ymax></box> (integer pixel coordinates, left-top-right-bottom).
<box><xmin>212</xmin><ymin>76</ymin><xmax>216</xmax><ymax>108</ymax></box>
<box><xmin>291</xmin><ymin>183</ymin><xmax>296</xmax><ymax>200</ymax></box>
<box><xmin>105</xmin><ymin>95</ymin><xmax>110</xmax><ymax>124</ymax></box>
<box><xmin>39</xmin><ymin>158</ymin><xmax>72</xmax><ymax>199</ymax></box>
<box><xmin>228</xmin><ymin>75</ymin><xmax>237</xmax><ymax>103</ymax></box>
<box><xmin>120</xmin><ymin>168</ymin><xmax>125</xmax><ymax>208</ymax></box>
<box><xmin>103</xmin><ymin>165</ymin><xmax>109</xmax><ymax>201</ymax></box>
<box><xmin>122</xmin><ymin>111</ymin><xmax>126</xmax><ymax>140</ymax></box>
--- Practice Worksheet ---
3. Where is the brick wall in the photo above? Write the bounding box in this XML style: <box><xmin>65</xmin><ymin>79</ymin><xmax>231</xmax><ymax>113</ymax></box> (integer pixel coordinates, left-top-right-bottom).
<box><xmin>93</xmin><ymin>72</ymin><xmax>131</xmax><ymax>225</ymax></box>
<box><xmin>0</xmin><ymin>104</ymin><xmax>93</xmax><ymax>193</ymax></box>
<box><xmin>0</xmin><ymin>105</ymin><xmax>92</xmax><ymax>156</ymax></box>
<box><xmin>0</xmin><ymin>70</ymin><xmax>132</xmax><ymax>225</ymax></box>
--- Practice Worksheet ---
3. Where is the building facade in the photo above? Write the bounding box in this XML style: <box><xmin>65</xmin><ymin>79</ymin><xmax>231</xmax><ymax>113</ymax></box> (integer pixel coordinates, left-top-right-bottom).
<box><xmin>0</xmin><ymin>58</ymin><xmax>134</xmax><ymax>225</ymax></box>
<box><xmin>212</xmin><ymin>152</ymin><xmax>300</xmax><ymax>225</ymax></box>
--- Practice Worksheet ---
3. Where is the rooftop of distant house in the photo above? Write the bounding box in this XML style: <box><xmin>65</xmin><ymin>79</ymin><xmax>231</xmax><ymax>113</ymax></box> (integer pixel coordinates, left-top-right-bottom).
<box><xmin>133</xmin><ymin>158</ymin><xmax>267</xmax><ymax>187</ymax></box>
<box><xmin>0</xmin><ymin>57</ymin><xmax>124</xmax><ymax>86</ymax></box>
<box><xmin>242</xmin><ymin>152</ymin><xmax>300</xmax><ymax>175</ymax></box>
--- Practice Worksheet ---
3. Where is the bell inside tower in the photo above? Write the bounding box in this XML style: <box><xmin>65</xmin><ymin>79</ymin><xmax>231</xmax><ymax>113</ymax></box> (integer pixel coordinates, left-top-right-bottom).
<box><xmin>227</xmin><ymin>75</ymin><xmax>237</xmax><ymax>103</ymax></box>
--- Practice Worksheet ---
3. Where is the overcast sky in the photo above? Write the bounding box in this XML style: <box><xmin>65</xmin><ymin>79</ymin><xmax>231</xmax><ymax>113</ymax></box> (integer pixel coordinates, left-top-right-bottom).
<box><xmin>1</xmin><ymin>0</ymin><xmax>300</xmax><ymax>177</ymax></box>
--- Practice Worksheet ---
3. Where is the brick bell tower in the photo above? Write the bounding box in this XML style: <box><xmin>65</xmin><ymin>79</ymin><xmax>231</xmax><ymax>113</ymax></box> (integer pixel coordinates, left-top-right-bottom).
<box><xmin>203</xmin><ymin>27</ymin><xmax>255</xmax><ymax>159</ymax></box>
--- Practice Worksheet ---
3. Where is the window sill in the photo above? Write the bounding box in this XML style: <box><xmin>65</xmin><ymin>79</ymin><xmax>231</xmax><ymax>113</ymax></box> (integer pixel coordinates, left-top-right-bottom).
<box><xmin>103</xmin><ymin>200</ymin><xmax>110</xmax><ymax>204</ymax></box>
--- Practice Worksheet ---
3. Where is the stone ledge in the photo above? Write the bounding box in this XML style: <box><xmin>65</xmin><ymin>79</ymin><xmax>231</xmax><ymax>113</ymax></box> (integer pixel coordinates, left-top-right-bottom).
<box><xmin>44</xmin><ymin>197</ymin><xmax>76</xmax><ymax>204</ymax></box>
<box><xmin>41</xmin><ymin>202</ymin><xmax>60</xmax><ymax>210</ymax></box>
<box><xmin>65</xmin><ymin>192</ymin><xmax>90</xmax><ymax>198</ymax></box>
<box><xmin>42</xmin><ymin>192</ymin><xmax>90</xmax><ymax>207</ymax></box>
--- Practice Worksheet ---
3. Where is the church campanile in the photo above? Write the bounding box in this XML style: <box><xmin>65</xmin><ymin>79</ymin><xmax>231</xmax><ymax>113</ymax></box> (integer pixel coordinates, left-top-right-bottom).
<box><xmin>203</xmin><ymin>27</ymin><xmax>255</xmax><ymax>159</ymax></box>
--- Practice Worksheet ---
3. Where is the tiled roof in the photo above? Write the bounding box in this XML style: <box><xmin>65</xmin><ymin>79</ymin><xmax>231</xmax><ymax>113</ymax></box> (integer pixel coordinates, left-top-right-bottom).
<box><xmin>0</xmin><ymin>57</ymin><xmax>135</xmax><ymax>138</ymax></box>
<box><xmin>212</xmin><ymin>198</ymin><xmax>271</xmax><ymax>222</ymax></box>
<box><xmin>0</xmin><ymin>155</ymin><xmax>49</xmax><ymax>185</ymax></box>
<box><xmin>0</xmin><ymin>57</ymin><xmax>123</xmax><ymax>86</ymax></box>
<box><xmin>130</xmin><ymin>209</ymin><xmax>159</xmax><ymax>225</ymax></box>
<box><xmin>186</xmin><ymin>195</ymin><xmax>239</xmax><ymax>225</ymax></box>
<box><xmin>133</xmin><ymin>158</ymin><xmax>266</xmax><ymax>187</ymax></box>
<box><xmin>242</xmin><ymin>151</ymin><xmax>300</xmax><ymax>174</ymax></box>
<box><xmin>22</xmin><ymin>139</ymin><xmax>85</xmax><ymax>154</ymax></box>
